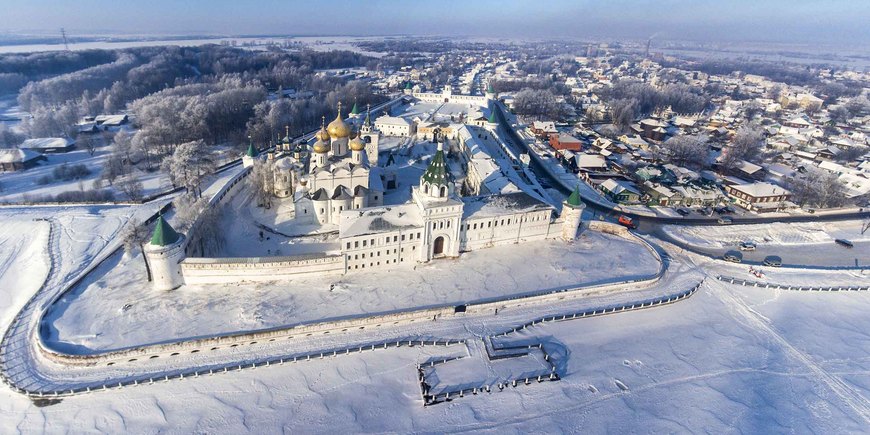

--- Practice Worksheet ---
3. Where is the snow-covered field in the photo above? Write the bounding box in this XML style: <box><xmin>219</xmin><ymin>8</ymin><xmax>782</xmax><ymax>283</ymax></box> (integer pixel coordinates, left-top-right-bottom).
<box><xmin>46</xmin><ymin>230</ymin><xmax>659</xmax><ymax>352</ymax></box>
<box><xmin>4</xmin><ymin>197</ymin><xmax>870</xmax><ymax>432</ymax></box>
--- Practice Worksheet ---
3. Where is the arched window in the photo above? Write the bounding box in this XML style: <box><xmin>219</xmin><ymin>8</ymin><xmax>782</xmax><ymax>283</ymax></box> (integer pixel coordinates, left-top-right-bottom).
<box><xmin>423</xmin><ymin>183</ymin><xmax>429</xmax><ymax>194</ymax></box>
<box><xmin>440</xmin><ymin>186</ymin><xmax>447</xmax><ymax>196</ymax></box>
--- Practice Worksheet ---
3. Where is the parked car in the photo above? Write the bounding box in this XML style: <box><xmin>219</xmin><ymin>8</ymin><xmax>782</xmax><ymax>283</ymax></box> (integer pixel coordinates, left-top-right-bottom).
<box><xmin>676</xmin><ymin>207</ymin><xmax>691</xmax><ymax>216</ymax></box>
<box><xmin>718</xmin><ymin>216</ymin><xmax>733</xmax><ymax>225</ymax></box>
<box><xmin>723</xmin><ymin>250</ymin><xmax>742</xmax><ymax>263</ymax></box>
<box><xmin>835</xmin><ymin>238</ymin><xmax>854</xmax><ymax>248</ymax></box>
<box><xmin>618</xmin><ymin>215</ymin><xmax>637</xmax><ymax>229</ymax></box>
<box><xmin>763</xmin><ymin>255</ymin><xmax>782</xmax><ymax>267</ymax></box>
<box><xmin>739</xmin><ymin>241</ymin><xmax>757</xmax><ymax>251</ymax></box>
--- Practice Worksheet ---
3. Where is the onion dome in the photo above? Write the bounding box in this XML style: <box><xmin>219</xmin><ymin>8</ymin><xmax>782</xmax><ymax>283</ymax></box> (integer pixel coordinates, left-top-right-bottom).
<box><xmin>315</xmin><ymin>116</ymin><xmax>330</xmax><ymax>142</ymax></box>
<box><xmin>349</xmin><ymin>135</ymin><xmax>366</xmax><ymax>151</ymax></box>
<box><xmin>327</xmin><ymin>102</ymin><xmax>352</xmax><ymax>138</ymax></box>
<box><xmin>312</xmin><ymin>138</ymin><xmax>330</xmax><ymax>154</ymax></box>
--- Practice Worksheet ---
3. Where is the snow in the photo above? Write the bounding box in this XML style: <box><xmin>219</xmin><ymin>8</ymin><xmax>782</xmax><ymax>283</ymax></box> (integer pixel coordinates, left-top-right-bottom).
<box><xmin>3</xmin><ymin>189</ymin><xmax>870</xmax><ymax>432</ymax></box>
<box><xmin>45</xmin><ymin>231</ymin><xmax>660</xmax><ymax>352</ymax></box>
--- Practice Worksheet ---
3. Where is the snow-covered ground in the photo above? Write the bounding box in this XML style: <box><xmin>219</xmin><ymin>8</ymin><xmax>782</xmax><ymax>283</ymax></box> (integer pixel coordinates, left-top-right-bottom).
<box><xmin>4</xmin><ymin>190</ymin><xmax>870</xmax><ymax>431</ymax></box>
<box><xmin>46</xmin><ymin>230</ymin><xmax>659</xmax><ymax>352</ymax></box>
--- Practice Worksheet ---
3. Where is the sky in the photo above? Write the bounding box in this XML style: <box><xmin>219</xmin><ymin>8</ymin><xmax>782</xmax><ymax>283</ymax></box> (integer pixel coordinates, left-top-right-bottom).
<box><xmin>1</xmin><ymin>0</ymin><xmax>869</xmax><ymax>46</ymax></box>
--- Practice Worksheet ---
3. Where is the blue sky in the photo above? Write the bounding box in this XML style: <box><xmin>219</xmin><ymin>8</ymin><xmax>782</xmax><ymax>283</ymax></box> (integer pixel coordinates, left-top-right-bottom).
<box><xmin>1</xmin><ymin>0</ymin><xmax>868</xmax><ymax>44</ymax></box>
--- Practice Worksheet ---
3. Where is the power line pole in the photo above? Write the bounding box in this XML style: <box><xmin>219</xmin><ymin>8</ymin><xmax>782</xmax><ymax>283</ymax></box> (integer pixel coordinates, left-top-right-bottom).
<box><xmin>61</xmin><ymin>28</ymin><xmax>70</xmax><ymax>51</ymax></box>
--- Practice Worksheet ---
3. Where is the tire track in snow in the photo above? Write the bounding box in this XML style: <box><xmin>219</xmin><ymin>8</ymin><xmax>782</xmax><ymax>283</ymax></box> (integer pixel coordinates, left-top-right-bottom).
<box><xmin>709</xmin><ymin>279</ymin><xmax>870</xmax><ymax>424</ymax></box>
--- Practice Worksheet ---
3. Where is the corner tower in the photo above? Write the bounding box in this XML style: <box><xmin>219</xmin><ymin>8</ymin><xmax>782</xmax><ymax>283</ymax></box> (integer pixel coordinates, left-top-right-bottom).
<box><xmin>144</xmin><ymin>215</ymin><xmax>186</xmax><ymax>291</ymax></box>
<box><xmin>561</xmin><ymin>185</ymin><xmax>586</xmax><ymax>241</ymax></box>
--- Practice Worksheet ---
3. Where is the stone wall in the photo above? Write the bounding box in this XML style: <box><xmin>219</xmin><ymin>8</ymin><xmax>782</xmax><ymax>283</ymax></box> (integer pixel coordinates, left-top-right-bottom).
<box><xmin>181</xmin><ymin>254</ymin><xmax>344</xmax><ymax>284</ymax></box>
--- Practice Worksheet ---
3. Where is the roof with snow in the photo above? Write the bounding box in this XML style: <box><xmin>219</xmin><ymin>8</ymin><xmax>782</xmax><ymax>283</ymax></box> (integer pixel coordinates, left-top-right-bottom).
<box><xmin>728</xmin><ymin>182</ymin><xmax>790</xmax><ymax>198</ymax></box>
<box><xmin>0</xmin><ymin>148</ymin><xmax>42</xmax><ymax>164</ymax></box>
<box><xmin>339</xmin><ymin>203</ymin><xmax>423</xmax><ymax>238</ymax></box>
<box><xmin>20</xmin><ymin>137</ymin><xmax>75</xmax><ymax>150</ymax></box>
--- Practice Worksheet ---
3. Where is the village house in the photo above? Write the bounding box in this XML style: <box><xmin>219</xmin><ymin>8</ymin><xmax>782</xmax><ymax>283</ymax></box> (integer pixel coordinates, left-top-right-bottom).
<box><xmin>724</xmin><ymin>182</ymin><xmax>792</xmax><ymax>212</ymax></box>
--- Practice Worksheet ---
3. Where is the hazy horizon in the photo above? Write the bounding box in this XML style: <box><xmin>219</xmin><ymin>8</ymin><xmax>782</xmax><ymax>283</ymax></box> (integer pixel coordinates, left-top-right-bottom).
<box><xmin>1</xmin><ymin>0</ymin><xmax>869</xmax><ymax>47</ymax></box>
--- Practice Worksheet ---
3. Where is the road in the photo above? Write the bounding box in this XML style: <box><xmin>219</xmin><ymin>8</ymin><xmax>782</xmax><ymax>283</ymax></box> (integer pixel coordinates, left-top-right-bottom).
<box><xmin>651</xmin><ymin>226</ymin><xmax>870</xmax><ymax>269</ymax></box>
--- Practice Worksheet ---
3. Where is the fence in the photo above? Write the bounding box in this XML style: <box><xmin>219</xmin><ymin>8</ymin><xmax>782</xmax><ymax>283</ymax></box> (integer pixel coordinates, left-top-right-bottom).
<box><xmin>716</xmin><ymin>275</ymin><xmax>870</xmax><ymax>292</ymax></box>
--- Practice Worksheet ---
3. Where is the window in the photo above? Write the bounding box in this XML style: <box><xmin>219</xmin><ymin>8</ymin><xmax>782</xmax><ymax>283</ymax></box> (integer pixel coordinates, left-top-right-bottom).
<box><xmin>402</xmin><ymin>235</ymin><xmax>406</xmax><ymax>241</ymax></box>
<box><xmin>354</xmin><ymin>241</ymin><xmax>359</xmax><ymax>248</ymax></box>
<box><xmin>363</xmin><ymin>240</ymin><xmax>367</xmax><ymax>247</ymax></box>
<box><xmin>346</xmin><ymin>242</ymin><xmax>351</xmax><ymax>249</ymax></box>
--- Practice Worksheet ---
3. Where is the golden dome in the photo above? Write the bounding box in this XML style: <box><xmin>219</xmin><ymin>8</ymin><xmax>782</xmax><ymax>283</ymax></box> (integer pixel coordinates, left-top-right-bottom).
<box><xmin>312</xmin><ymin>139</ymin><xmax>330</xmax><ymax>154</ymax></box>
<box><xmin>326</xmin><ymin>102</ymin><xmax>351</xmax><ymax>138</ymax></box>
<box><xmin>315</xmin><ymin>126</ymin><xmax>330</xmax><ymax>142</ymax></box>
<box><xmin>349</xmin><ymin>136</ymin><xmax>366</xmax><ymax>152</ymax></box>
<box><xmin>315</xmin><ymin>116</ymin><xmax>330</xmax><ymax>142</ymax></box>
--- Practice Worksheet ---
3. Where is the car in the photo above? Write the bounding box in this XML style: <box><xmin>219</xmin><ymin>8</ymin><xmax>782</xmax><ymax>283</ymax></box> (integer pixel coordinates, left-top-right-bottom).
<box><xmin>835</xmin><ymin>238</ymin><xmax>854</xmax><ymax>248</ymax></box>
<box><xmin>676</xmin><ymin>207</ymin><xmax>691</xmax><ymax>216</ymax></box>
<box><xmin>717</xmin><ymin>216</ymin><xmax>733</xmax><ymax>225</ymax></box>
<box><xmin>618</xmin><ymin>215</ymin><xmax>637</xmax><ymax>229</ymax></box>
<box><xmin>723</xmin><ymin>251</ymin><xmax>742</xmax><ymax>263</ymax></box>
<box><xmin>739</xmin><ymin>241</ymin><xmax>757</xmax><ymax>251</ymax></box>
<box><xmin>763</xmin><ymin>255</ymin><xmax>782</xmax><ymax>267</ymax></box>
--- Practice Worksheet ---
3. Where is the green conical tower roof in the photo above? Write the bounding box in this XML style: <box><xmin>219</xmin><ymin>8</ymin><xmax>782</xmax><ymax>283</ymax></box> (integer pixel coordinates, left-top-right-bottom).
<box><xmin>363</xmin><ymin>106</ymin><xmax>372</xmax><ymax>126</ymax></box>
<box><xmin>566</xmin><ymin>185</ymin><xmax>583</xmax><ymax>208</ymax></box>
<box><xmin>150</xmin><ymin>215</ymin><xmax>180</xmax><ymax>246</ymax></box>
<box><xmin>404</xmin><ymin>81</ymin><xmax>412</xmax><ymax>89</ymax></box>
<box><xmin>422</xmin><ymin>145</ymin><xmax>449</xmax><ymax>185</ymax></box>
<box><xmin>246</xmin><ymin>142</ymin><xmax>258</xmax><ymax>157</ymax></box>
<box><xmin>488</xmin><ymin>111</ymin><xmax>497</xmax><ymax>123</ymax></box>
<box><xmin>350</xmin><ymin>101</ymin><xmax>360</xmax><ymax>115</ymax></box>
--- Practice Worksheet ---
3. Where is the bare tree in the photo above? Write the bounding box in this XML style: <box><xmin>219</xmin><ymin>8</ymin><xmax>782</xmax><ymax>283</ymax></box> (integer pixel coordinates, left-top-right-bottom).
<box><xmin>121</xmin><ymin>219</ymin><xmax>152</xmax><ymax>281</ymax></box>
<box><xmin>721</xmin><ymin>127</ymin><xmax>765</xmax><ymax>170</ymax></box>
<box><xmin>116</xmin><ymin>176</ymin><xmax>144</xmax><ymax>201</ymax></box>
<box><xmin>657</xmin><ymin>135</ymin><xmax>710</xmax><ymax>169</ymax></box>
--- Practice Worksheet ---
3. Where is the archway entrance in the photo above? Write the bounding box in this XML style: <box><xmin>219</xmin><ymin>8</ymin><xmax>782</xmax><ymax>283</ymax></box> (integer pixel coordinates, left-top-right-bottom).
<box><xmin>433</xmin><ymin>236</ymin><xmax>445</xmax><ymax>256</ymax></box>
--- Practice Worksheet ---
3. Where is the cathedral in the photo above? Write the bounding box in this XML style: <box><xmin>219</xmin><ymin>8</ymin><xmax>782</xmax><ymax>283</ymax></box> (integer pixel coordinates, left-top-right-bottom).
<box><xmin>245</xmin><ymin>102</ymin><xmax>384</xmax><ymax>225</ymax></box>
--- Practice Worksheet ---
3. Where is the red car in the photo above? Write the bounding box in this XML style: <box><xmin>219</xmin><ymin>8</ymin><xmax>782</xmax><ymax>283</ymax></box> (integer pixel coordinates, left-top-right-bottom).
<box><xmin>618</xmin><ymin>215</ymin><xmax>637</xmax><ymax>229</ymax></box>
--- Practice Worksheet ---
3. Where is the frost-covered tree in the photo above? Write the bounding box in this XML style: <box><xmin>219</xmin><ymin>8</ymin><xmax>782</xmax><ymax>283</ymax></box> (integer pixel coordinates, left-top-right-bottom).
<box><xmin>161</xmin><ymin>140</ymin><xmax>215</xmax><ymax>198</ymax></box>
<box><xmin>657</xmin><ymin>134</ymin><xmax>710</xmax><ymax>169</ymax></box>
<box><xmin>721</xmin><ymin>127</ymin><xmax>765</xmax><ymax>170</ymax></box>
<box><xmin>785</xmin><ymin>168</ymin><xmax>847</xmax><ymax>208</ymax></box>
<box><xmin>248</xmin><ymin>159</ymin><xmax>274</xmax><ymax>209</ymax></box>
